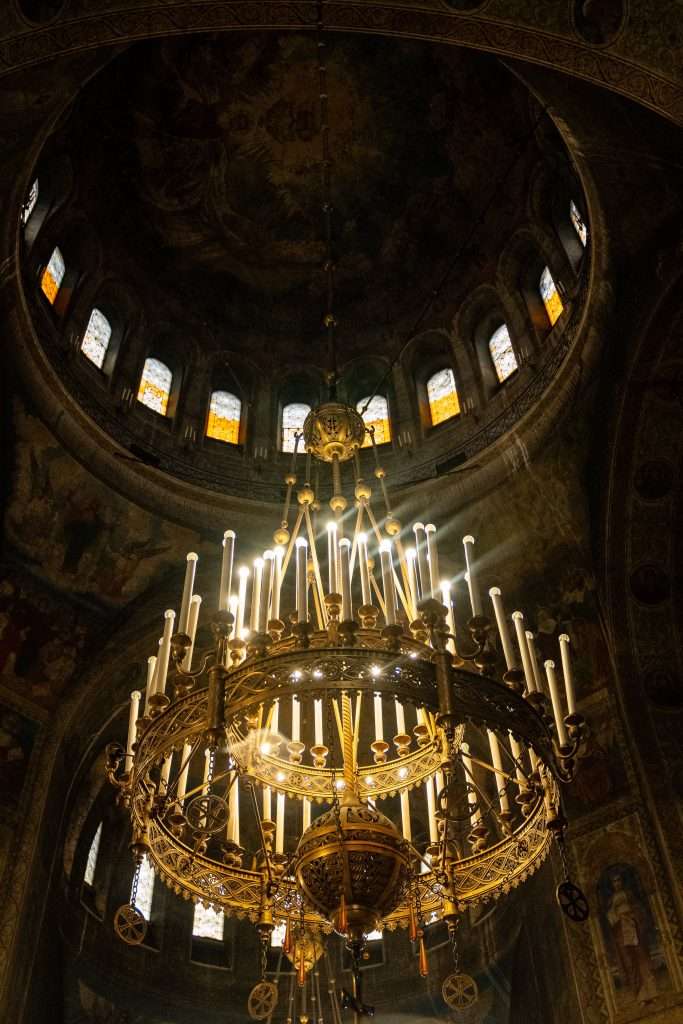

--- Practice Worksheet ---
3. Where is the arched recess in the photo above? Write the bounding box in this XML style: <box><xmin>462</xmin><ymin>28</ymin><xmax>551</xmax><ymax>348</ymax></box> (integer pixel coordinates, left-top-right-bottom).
<box><xmin>65</xmin><ymin>277</ymin><xmax>141</xmax><ymax>383</ymax></box>
<box><xmin>276</xmin><ymin>368</ymin><xmax>326</xmax><ymax>454</ymax></box>
<box><xmin>454</xmin><ymin>285</ymin><xmax>524</xmax><ymax>402</ymax></box>
<box><xmin>131</xmin><ymin>325</ymin><xmax>195</xmax><ymax>424</ymax></box>
<box><xmin>528</xmin><ymin>163</ymin><xmax>588</xmax><ymax>283</ymax></box>
<box><xmin>20</xmin><ymin>151</ymin><xmax>73</xmax><ymax>253</ymax></box>
<box><xmin>339</xmin><ymin>357</ymin><xmax>394</xmax><ymax>449</ymax></box>
<box><xmin>496</xmin><ymin>228</ymin><xmax>567</xmax><ymax>346</ymax></box>
<box><xmin>402</xmin><ymin>330</ymin><xmax>464</xmax><ymax>436</ymax></box>
<box><xmin>203</xmin><ymin>351</ymin><xmax>255</xmax><ymax>448</ymax></box>
<box><xmin>28</xmin><ymin>212</ymin><xmax>102</xmax><ymax>322</ymax></box>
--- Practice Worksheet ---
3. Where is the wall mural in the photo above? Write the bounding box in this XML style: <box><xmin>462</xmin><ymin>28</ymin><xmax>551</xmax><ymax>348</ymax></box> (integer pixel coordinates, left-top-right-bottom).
<box><xmin>597</xmin><ymin>864</ymin><xmax>661</xmax><ymax>1008</ymax></box>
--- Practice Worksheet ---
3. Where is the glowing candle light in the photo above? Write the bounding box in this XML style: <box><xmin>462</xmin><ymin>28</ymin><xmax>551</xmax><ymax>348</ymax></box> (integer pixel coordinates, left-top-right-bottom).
<box><xmin>327</xmin><ymin>521</ymin><xmax>338</xmax><ymax>594</ymax></box>
<box><xmin>263</xmin><ymin>786</ymin><xmax>272</xmax><ymax>821</ymax></box>
<box><xmin>358</xmin><ymin>532</ymin><xmax>372</xmax><ymax>606</ymax></box>
<box><xmin>488</xmin><ymin>588</ymin><xmax>516</xmax><ymax>670</ymax></box>
<box><xmin>400</xmin><ymin>789</ymin><xmax>411</xmax><ymax>841</ymax></box>
<box><xmin>425</xmin><ymin>524</ymin><xmax>440</xmax><ymax>599</ymax></box>
<box><xmin>250</xmin><ymin>557</ymin><xmax>263</xmax><ymax>633</ymax></box>
<box><xmin>178</xmin><ymin>552</ymin><xmax>198</xmax><ymax>635</ymax></box>
<box><xmin>487</xmin><ymin>729</ymin><xmax>510</xmax><ymax>815</ymax></box>
<box><xmin>379</xmin><ymin>540</ymin><xmax>397</xmax><ymax>625</ymax></box>
<box><xmin>276</xmin><ymin>792</ymin><xmax>285</xmax><ymax>854</ymax></box>
<box><xmin>395</xmin><ymin>699</ymin><xmax>406</xmax><ymax>736</ymax></box>
<box><xmin>462</xmin><ymin>536</ymin><xmax>482</xmax><ymax>617</ymax></box>
<box><xmin>292</xmin><ymin>696</ymin><xmax>300</xmax><ymax>743</ymax></box>
<box><xmin>219</xmin><ymin>530</ymin><xmax>235</xmax><ymax>612</ymax></box>
<box><xmin>124</xmin><ymin>691</ymin><xmax>141</xmax><ymax>773</ymax></box>
<box><xmin>259</xmin><ymin>550</ymin><xmax>275</xmax><ymax>633</ymax></box>
<box><xmin>314</xmin><ymin>699</ymin><xmax>323</xmax><ymax>746</ymax></box>
<box><xmin>155</xmin><ymin>610</ymin><xmax>176</xmax><ymax>697</ymax></box>
<box><xmin>413</xmin><ymin>523</ymin><xmax>429</xmax><ymax>603</ymax></box>
<box><xmin>544</xmin><ymin>660</ymin><xmax>569</xmax><ymax>746</ymax></box>
<box><xmin>296</xmin><ymin>537</ymin><xmax>308</xmax><ymax>621</ymax></box>
<box><xmin>512</xmin><ymin>611</ymin><xmax>536</xmax><ymax>692</ymax></box>
<box><xmin>339</xmin><ymin>538</ymin><xmax>352</xmax><ymax>621</ymax></box>
<box><xmin>374</xmin><ymin>694</ymin><xmax>383</xmax><ymax>742</ymax></box>
<box><xmin>558</xmin><ymin>634</ymin><xmax>577</xmax><ymax>716</ymax></box>
<box><xmin>236</xmin><ymin>566</ymin><xmax>249</xmax><ymax>637</ymax></box>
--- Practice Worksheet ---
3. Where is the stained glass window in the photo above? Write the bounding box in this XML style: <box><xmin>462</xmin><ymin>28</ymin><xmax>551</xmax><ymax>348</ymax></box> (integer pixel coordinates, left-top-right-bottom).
<box><xmin>539</xmin><ymin>266</ymin><xmax>563</xmax><ymax>327</ymax></box>
<box><xmin>22</xmin><ymin>178</ymin><xmax>39</xmax><ymax>224</ymax></box>
<box><xmin>207</xmin><ymin>390</ymin><xmax>241</xmax><ymax>444</ymax></box>
<box><xmin>570</xmin><ymin>200</ymin><xmax>588</xmax><ymax>247</ymax></box>
<box><xmin>41</xmin><ymin>246</ymin><xmax>65</xmax><ymax>305</ymax></box>
<box><xmin>134</xmin><ymin>855</ymin><xmax>155</xmax><ymax>919</ymax></box>
<box><xmin>80</xmin><ymin>308</ymin><xmax>112</xmax><ymax>369</ymax></box>
<box><xmin>489</xmin><ymin>324</ymin><xmax>518</xmax><ymax>384</ymax></box>
<box><xmin>84</xmin><ymin>822</ymin><xmax>102</xmax><ymax>887</ymax></box>
<box><xmin>137</xmin><ymin>357</ymin><xmax>172</xmax><ymax>415</ymax></box>
<box><xmin>282</xmin><ymin>403</ymin><xmax>310</xmax><ymax>453</ymax></box>
<box><xmin>357</xmin><ymin>395</ymin><xmax>391</xmax><ymax>447</ymax></box>
<box><xmin>426</xmin><ymin>368</ymin><xmax>460</xmax><ymax>426</ymax></box>
<box><xmin>192</xmin><ymin>903</ymin><xmax>225</xmax><ymax>941</ymax></box>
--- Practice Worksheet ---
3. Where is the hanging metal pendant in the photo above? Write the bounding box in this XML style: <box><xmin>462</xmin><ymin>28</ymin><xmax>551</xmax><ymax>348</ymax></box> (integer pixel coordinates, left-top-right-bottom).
<box><xmin>556</xmin><ymin>880</ymin><xmax>589</xmax><ymax>922</ymax></box>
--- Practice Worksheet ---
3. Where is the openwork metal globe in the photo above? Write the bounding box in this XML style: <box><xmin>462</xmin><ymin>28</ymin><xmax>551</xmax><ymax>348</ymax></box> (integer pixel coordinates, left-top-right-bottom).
<box><xmin>293</xmin><ymin>795</ymin><xmax>410</xmax><ymax>939</ymax></box>
<box><xmin>302</xmin><ymin>401</ymin><xmax>366</xmax><ymax>462</ymax></box>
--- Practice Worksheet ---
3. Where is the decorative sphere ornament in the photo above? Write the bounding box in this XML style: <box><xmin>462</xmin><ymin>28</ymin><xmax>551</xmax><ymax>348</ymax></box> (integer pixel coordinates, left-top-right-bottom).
<box><xmin>303</xmin><ymin>403</ymin><xmax>366</xmax><ymax>463</ymax></box>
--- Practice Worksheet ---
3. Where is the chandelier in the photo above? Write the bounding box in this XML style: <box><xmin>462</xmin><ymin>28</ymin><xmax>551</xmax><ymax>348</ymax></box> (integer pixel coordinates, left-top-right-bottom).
<box><xmin>105</xmin><ymin>8</ymin><xmax>589</xmax><ymax>1019</ymax></box>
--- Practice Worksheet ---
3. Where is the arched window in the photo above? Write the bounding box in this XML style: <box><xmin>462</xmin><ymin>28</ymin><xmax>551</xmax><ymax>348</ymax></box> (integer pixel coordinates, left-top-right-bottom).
<box><xmin>22</xmin><ymin>178</ymin><xmax>39</xmax><ymax>224</ymax></box>
<box><xmin>137</xmin><ymin>357</ymin><xmax>172</xmax><ymax>415</ymax></box>
<box><xmin>135</xmin><ymin>855</ymin><xmax>155</xmax><ymax>919</ymax></box>
<box><xmin>207</xmin><ymin>390</ymin><xmax>241</xmax><ymax>444</ymax></box>
<box><xmin>569</xmin><ymin>200</ymin><xmax>588</xmax><ymax>247</ymax></box>
<box><xmin>282</xmin><ymin>403</ymin><xmax>310</xmax><ymax>453</ymax></box>
<box><xmin>539</xmin><ymin>266</ymin><xmax>563</xmax><ymax>327</ymax></box>
<box><xmin>426</xmin><ymin>368</ymin><xmax>460</xmax><ymax>426</ymax></box>
<box><xmin>192</xmin><ymin>903</ymin><xmax>225</xmax><ymax>941</ymax></box>
<box><xmin>488</xmin><ymin>324</ymin><xmax>518</xmax><ymax>384</ymax></box>
<box><xmin>80</xmin><ymin>308</ymin><xmax>112</xmax><ymax>369</ymax></box>
<box><xmin>40</xmin><ymin>245</ymin><xmax>65</xmax><ymax>304</ymax></box>
<box><xmin>357</xmin><ymin>395</ymin><xmax>391</xmax><ymax>447</ymax></box>
<box><xmin>83</xmin><ymin>822</ymin><xmax>102</xmax><ymax>887</ymax></box>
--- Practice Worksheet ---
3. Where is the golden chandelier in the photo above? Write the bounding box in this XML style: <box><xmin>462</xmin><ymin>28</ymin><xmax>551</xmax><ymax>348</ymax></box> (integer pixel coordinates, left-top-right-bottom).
<box><xmin>106</xmin><ymin>400</ymin><xmax>589</xmax><ymax>1021</ymax></box>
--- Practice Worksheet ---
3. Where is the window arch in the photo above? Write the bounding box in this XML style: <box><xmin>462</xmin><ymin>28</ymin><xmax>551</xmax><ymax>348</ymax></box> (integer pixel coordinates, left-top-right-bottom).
<box><xmin>40</xmin><ymin>245</ymin><xmax>65</xmax><ymax>304</ymax></box>
<box><xmin>80</xmin><ymin>308</ymin><xmax>112</xmax><ymax>369</ymax></box>
<box><xmin>569</xmin><ymin>199</ymin><xmax>588</xmax><ymax>247</ymax></box>
<box><xmin>357</xmin><ymin>395</ymin><xmax>391</xmax><ymax>447</ymax></box>
<box><xmin>192</xmin><ymin>903</ymin><xmax>225</xmax><ymax>941</ymax></box>
<box><xmin>426</xmin><ymin>368</ymin><xmax>460</xmax><ymax>426</ymax></box>
<box><xmin>22</xmin><ymin>178</ymin><xmax>39</xmax><ymax>224</ymax></box>
<box><xmin>488</xmin><ymin>324</ymin><xmax>518</xmax><ymax>384</ymax></box>
<box><xmin>539</xmin><ymin>266</ymin><xmax>563</xmax><ymax>327</ymax></box>
<box><xmin>207</xmin><ymin>390</ymin><xmax>241</xmax><ymax>444</ymax></box>
<box><xmin>134</xmin><ymin>855</ymin><xmax>156</xmax><ymax>919</ymax></box>
<box><xmin>281</xmin><ymin>403</ymin><xmax>310</xmax><ymax>453</ymax></box>
<box><xmin>83</xmin><ymin>822</ymin><xmax>102</xmax><ymax>887</ymax></box>
<box><xmin>137</xmin><ymin>357</ymin><xmax>172</xmax><ymax>415</ymax></box>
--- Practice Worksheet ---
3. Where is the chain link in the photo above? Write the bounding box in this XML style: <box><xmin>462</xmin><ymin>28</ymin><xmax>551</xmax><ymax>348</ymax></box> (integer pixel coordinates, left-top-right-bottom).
<box><xmin>130</xmin><ymin>861</ymin><xmax>141</xmax><ymax>909</ymax></box>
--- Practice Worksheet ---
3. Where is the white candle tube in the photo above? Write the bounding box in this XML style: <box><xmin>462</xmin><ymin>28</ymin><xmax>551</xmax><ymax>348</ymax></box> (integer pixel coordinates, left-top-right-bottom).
<box><xmin>183</xmin><ymin>594</ymin><xmax>202</xmax><ymax>670</ymax></box>
<box><xmin>144</xmin><ymin>656</ymin><xmax>156</xmax><ymax>715</ymax></box>
<box><xmin>327</xmin><ymin>521</ymin><xmax>338</xmax><ymax>594</ymax></box>
<box><xmin>395</xmin><ymin>699</ymin><xmax>406</xmax><ymax>736</ymax></box>
<box><xmin>358</xmin><ymin>533</ymin><xmax>372</xmax><ymax>606</ymax></box>
<box><xmin>259</xmin><ymin>550</ymin><xmax>275</xmax><ymax>632</ymax></box>
<box><xmin>525</xmin><ymin>630</ymin><xmax>545</xmax><ymax>693</ymax></box>
<box><xmin>272</xmin><ymin>546</ymin><xmax>284</xmax><ymax>620</ymax></box>
<box><xmin>509</xmin><ymin>734</ymin><xmax>528</xmax><ymax>785</ymax></box>
<box><xmin>219</xmin><ymin>530</ymin><xmax>235</xmax><ymax>613</ymax></box>
<box><xmin>425</xmin><ymin>524</ymin><xmax>440</xmax><ymax>599</ymax></box>
<box><xmin>379</xmin><ymin>540</ymin><xmax>397</xmax><ymax>625</ymax></box>
<box><xmin>124</xmin><ymin>691</ymin><xmax>142</xmax><ymax>773</ymax></box>
<box><xmin>544</xmin><ymin>660</ymin><xmax>569</xmax><ymax>746</ymax></box>
<box><xmin>512</xmin><ymin>612</ymin><xmax>536</xmax><ymax>692</ymax></box>
<box><xmin>314</xmin><ymin>699</ymin><xmax>323</xmax><ymax>746</ymax></box>
<box><xmin>292</xmin><ymin>696</ymin><xmax>300</xmax><ymax>743</ymax></box>
<box><xmin>250</xmin><ymin>558</ymin><xmax>263</xmax><ymax>633</ymax></box>
<box><xmin>155</xmin><ymin>610</ymin><xmax>176</xmax><ymax>697</ymax></box>
<box><xmin>229</xmin><ymin>771</ymin><xmax>239</xmax><ymax>844</ymax></box>
<box><xmin>487</xmin><ymin>729</ymin><xmax>510</xmax><ymax>814</ymax></box>
<box><xmin>406</xmin><ymin>548</ymin><xmax>418</xmax><ymax>619</ymax></box>
<box><xmin>440</xmin><ymin>581</ymin><xmax>456</xmax><ymax>654</ymax></box>
<box><xmin>412</xmin><ymin>523</ymin><xmax>429</xmax><ymax>603</ymax></box>
<box><xmin>463</xmin><ymin>536</ymin><xmax>482</xmax><ymax>617</ymax></box>
<box><xmin>400</xmin><ymin>789</ymin><xmax>411</xmax><ymax>841</ymax></box>
<box><xmin>176</xmin><ymin>741</ymin><xmax>192</xmax><ymax>805</ymax></box>
<box><xmin>339</xmin><ymin>538</ymin><xmax>352</xmax><ymax>621</ymax></box>
<box><xmin>489</xmin><ymin>588</ymin><xmax>516</xmax><ymax>670</ymax></box>
<box><xmin>374</xmin><ymin>694</ymin><xmax>384</xmax><ymax>742</ymax></box>
<box><xmin>178</xmin><ymin>552</ymin><xmax>198</xmax><ymax>635</ymax></box>
<box><xmin>295</xmin><ymin>538</ymin><xmax>308</xmax><ymax>622</ymax></box>
<box><xmin>461</xmin><ymin>742</ymin><xmax>482</xmax><ymax>827</ymax></box>
<box><xmin>425</xmin><ymin>777</ymin><xmax>438</xmax><ymax>843</ymax></box>
<box><xmin>160</xmin><ymin>752</ymin><xmax>173</xmax><ymax>795</ymax></box>
<box><xmin>276</xmin><ymin>792</ymin><xmax>285</xmax><ymax>854</ymax></box>
<box><xmin>558</xmin><ymin>634</ymin><xmax>577</xmax><ymax>715</ymax></box>
<box><xmin>263</xmin><ymin>785</ymin><xmax>272</xmax><ymax>821</ymax></box>
<box><xmin>303</xmin><ymin>797</ymin><xmax>311</xmax><ymax>831</ymax></box>
<box><xmin>236</xmin><ymin>566</ymin><xmax>249</xmax><ymax>637</ymax></box>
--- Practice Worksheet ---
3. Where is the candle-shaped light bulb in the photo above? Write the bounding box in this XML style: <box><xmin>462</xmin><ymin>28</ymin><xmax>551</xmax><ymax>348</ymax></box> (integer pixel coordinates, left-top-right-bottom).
<box><xmin>463</xmin><ymin>536</ymin><xmax>482</xmax><ymax>617</ymax></box>
<box><xmin>339</xmin><ymin>537</ymin><xmax>352</xmax><ymax>621</ymax></box>
<box><xmin>292</xmin><ymin>695</ymin><xmax>300</xmax><ymax>743</ymax></box>
<box><xmin>544</xmin><ymin>659</ymin><xmax>569</xmax><ymax>746</ymax></box>
<box><xmin>236</xmin><ymin>566</ymin><xmax>249</xmax><ymax>637</ymax></box>
<box><xmin>327</xmin><ymin>521</ymin><xmax>338</xmax><ymax>594</ymax></box>
<box><xmin>219</xmin><ymin>530</ymin><xmax>235</xmax><ymax>612</ymax></box>
<box><xmin>487</xmin><ymin>729</ymin><xmax>510</xmax><ymax>815</ymax></box>
<box><xmin>178</xmin><ymin>553</ymin><xmax>198</xmax><ymax>635</ymax></box>
<box><xmin>558</xmin><ymin>634</ymin><xmax>577</xmax><ymax>716</ymax></box>
<box><xmin>295</xmin><ymin>537</ymin><xmax>308</xmax><ymax>622</ymax></box>
<box><xmin>276</xmin><ymin>791</ymin><xmax>285</xmax><ymax>854</ymax></box>
<box><xmin>395</xmin><ymin>699</ymin><xmax>406</xmax><ymax>735</ymax></box>
<box><xmin>488</xmin><ymin>587</ymin><xmax>516</xmax><ymax>670</ymax></box>
<box><xmin>144</xmin><ymin>655</ymin><xmax>157</xmax><ymax>715</ymax></box>
<box><xmin>314</xmin><ymin>699</ymin><xmax>323</xmax><ymax>746</ymax></box>
<box><xmin>406</xmin><ymin>548</ymin><xmax>418</xmax><ymax>619</ymax></box>
<box><xmin>374</xmin><ymin>693</ymin><xmax>383</xmax><ymax>742</ymax></box>
<box><xmin>525</xmin><ymin>630</ymin><xmax>545</xmax><ymax>692</ymax></box>
<box><xmin>250</xmin><ymin>557</ymin><xmax>264</xmax><ymax>633</ymax></box>
<box><xmin>413</xmin><ymin>522</ymin><xmax>429</xmax><ymax>603</ymax></box>
<box><xmin>379</xmin><ymin>539</ymin><xmax>397</xmax><ymax>625</ymax></box>
<box><xmin>512</xmin><ymin>611</ymin><xmax>536</xmax><ymax>692</ymax></box>
<box><xmin>155</xmin><ymin>610</ymin><xmax>176</xmax><ymax>696</ymax></box>
<box><xmin>184</xmin><ymin>593</ymin><xmax>202</xmax><ymax>670</ymax></box>
<box><xmin>425</xmin><ymin>523</ymin><xmax>440</xmax><ymax>599</ymax></box>
<box><xmin>358</xmin><ymin>532</ymin><xmax>372</xmax><ymax>606</ymax></box>
<box><xmin>272</xmin><ymin>545</ymin><xmax>285</xmax><ymax>621</ymax></box>
<box><xmin>400</xmin><ymin>789</ymin><xmax>411</xmax><ymax>841</ymax></box>
<box><xmin>124</xmin><ymin>691</ymin><xmax>142</xmax><ymax>773</ymax></box>
<box><xmin>263</xmin><ymin>785</ymin><xmax>272</xmax><ymax>821</ymax></box>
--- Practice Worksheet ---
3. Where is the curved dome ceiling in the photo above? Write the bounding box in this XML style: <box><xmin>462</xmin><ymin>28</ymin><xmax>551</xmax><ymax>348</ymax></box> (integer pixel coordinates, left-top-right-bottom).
<box><xmin>65</xmin><ymin>32</ymin><xmax>544</xmax><ymax>353</ymax></box>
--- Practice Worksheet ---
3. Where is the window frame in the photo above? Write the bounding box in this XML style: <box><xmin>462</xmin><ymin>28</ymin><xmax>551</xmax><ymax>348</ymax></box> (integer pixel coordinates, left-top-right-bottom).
<box><xmin>487</xmin><ymin>323</ymin><xmax>519</xmax><ymax>385</ymax></box>
<box><xmin>280</xmin><ymin>401</ymin><xmax>312</xmax><ymax>454</ymax></box>
<box><xmin>136</xmin><ymin>356</ymin><xmax>176</xmax><ymax>419</ymax></box>
<box><xmin>205</xmin><ymin>388</ymin><xmax>243</xmax><ymax>447</ymax></box>
<box><xmin>425</xmin><ymin>367</ymin><xmax>461</xmax><ymax>429</ymax></box>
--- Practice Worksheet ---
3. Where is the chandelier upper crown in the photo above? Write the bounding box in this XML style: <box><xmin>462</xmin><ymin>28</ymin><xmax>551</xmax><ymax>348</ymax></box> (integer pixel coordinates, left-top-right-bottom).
<box><xmin>303</xmin><ymin>402</ymin><xmax>366</xmax><ymax>463</ymax></box>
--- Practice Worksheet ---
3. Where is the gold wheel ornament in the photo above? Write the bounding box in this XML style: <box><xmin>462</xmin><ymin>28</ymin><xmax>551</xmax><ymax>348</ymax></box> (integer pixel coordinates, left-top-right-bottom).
<box><xmin>113</xmin><ymin>904</ymin><xmax>148</xmax><ymax>946</ymax></box>
<box><xmin>184</xmin><ymin>793</ymin><xmax>228</xmax><ymax>834</ymax></box>
<box><xmin>247</xmin><ymin>980</ymin><xmax>279</xmax><ymax>1021</ymax></box>
<box><xmin>442</xmin><ymin>973</ymin><xmax>478</xmax><ymax>1011</ymax></box>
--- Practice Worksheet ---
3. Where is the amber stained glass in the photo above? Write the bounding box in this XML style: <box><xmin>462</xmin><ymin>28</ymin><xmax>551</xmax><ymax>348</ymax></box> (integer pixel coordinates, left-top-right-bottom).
<box><xmin>137</xmin><ymin>357</ymin><xmax>172</xmax><ymax>415</ymax></box>
<box><xmin>207</xmin><ymin>390</ymin><xmax>241</xmax><ymax>444</ymax></box>
<box><xmin>539</xmin><ymin>266</ymin><xmax>563</xmax><ymax>327</ymax></box>
<box><xmin>357</xmin><ymin>396</ymin><xmax>391</xmax><ymax>447</ymax></box>
<box><xmin>427</xmin><ymin>369</ymin><xmax>460</xmax><ymax>426</ymax></box>
<box><xmin>41</xmin><ymin>246</ymin><xmax>65</xmax><ymax>305</ymax></box>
